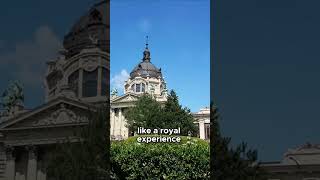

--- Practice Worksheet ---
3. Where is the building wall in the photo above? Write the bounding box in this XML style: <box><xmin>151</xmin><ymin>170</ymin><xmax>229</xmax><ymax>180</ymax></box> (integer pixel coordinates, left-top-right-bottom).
<box><xmin>110</xmin><ymin>108</ymin><xmax>129</xmax><ymax>140</ymax></box>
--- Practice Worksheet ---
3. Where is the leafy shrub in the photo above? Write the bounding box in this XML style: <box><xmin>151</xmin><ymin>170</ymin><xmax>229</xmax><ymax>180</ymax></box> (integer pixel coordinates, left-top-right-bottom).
<box><xmin>111</xmin><ymin>136</ymin><xmax>210</xmax><ymax>179</ymax></box>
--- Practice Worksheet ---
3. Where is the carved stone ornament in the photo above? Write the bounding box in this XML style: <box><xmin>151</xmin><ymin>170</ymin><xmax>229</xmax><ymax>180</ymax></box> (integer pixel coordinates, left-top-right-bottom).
<box><xmin>82</xmin><ymin>58</ymin><xmax>98</xmax><ymax>72</ymax></box>
<box><xmin>89</xmin><ymin>34</ymin><xmax>99</xmax><ymax>45</ymax></box>
<box><xmin>33</xmin><ymin>103</ymin><xmax>88</xmax><ymax>126</ymax></box>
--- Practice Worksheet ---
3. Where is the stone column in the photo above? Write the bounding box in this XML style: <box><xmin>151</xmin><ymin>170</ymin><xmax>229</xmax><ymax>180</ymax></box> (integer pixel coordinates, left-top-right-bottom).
<box><xmin>199</xmin><ymin>120</ymin><xmax>205</xmax><ymax>140</ymax></box>
<box><xmin>26</xmin><ymin>145</ymin><xmax>37</xmax><ymax>180</ymax></box>
<box><xmin>119</xmin><ymin>108</ymin><xmax>122</xmax><ymax>137</ymax></box>
<box><xmin>5</xmin><ymin>145</ymin><xmax>15</xmax><ymax>180</ymax></box>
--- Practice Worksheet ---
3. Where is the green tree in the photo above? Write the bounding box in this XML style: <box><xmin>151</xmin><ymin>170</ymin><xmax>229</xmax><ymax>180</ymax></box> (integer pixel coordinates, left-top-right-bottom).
<box><xmin>211</xmin><ymin>103</ymin><xmax>263</xmax><ymax>180</ymax></box>
<box><xmin>162</xmin><ymin>90</ymin><xmax>198</xmax><ymax>135</ymax></box>
<box><xmin>124</xmin><ymin>90</ymin><xmax>198</xmax><ymax>136</ymax></box>
<box><xmin>47</xmin><ymin>105</ymin><xmax>110</xmax><ymax>180</ymax></box>
<box><xmin>124</xmin><ymin>93</ymin><xmax>163</xmax><ymax>132</ymax></box>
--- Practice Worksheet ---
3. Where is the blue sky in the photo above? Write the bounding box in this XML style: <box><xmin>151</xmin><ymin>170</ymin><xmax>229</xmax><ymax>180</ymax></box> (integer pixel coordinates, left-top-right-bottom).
<box><xmin>110</xmin><ymin>0</ymin><xmax>210</xmax><ymax>112</ymax></box>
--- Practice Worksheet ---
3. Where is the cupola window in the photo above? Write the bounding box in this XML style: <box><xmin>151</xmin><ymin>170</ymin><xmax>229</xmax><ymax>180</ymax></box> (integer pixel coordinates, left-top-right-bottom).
<box><xmin>133</xmin><ymin>83</ymin><xmax>146</xmax><ymax>93</ymax></box>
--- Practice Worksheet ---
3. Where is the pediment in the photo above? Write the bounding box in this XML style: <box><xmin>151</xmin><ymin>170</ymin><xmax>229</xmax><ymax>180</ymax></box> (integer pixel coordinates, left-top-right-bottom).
<box><xmin>111</xmin><ymin>93</ymin><xmax>140</xmax><ymax>104</ymax></box>
<box><xmin>0</xmin><ymin>97</ymin><xmax>96</xmax><ymax>130</ymax></box>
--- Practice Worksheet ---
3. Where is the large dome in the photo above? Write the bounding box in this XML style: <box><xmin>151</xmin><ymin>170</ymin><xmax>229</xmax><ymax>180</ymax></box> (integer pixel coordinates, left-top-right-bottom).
<box><xmin>130</xmin><ymin>61</ymin><xmax>162</xmax><ymax>79</ymax></box>
<box><xmin>130</xmin><ymin>47</ymin><xmax>162</xmax><ymax>79</ymax></box>
<box><xmin>63</xmin><ymin>0</ymin><xmax>109</xmax><ymax>58</ymax></box>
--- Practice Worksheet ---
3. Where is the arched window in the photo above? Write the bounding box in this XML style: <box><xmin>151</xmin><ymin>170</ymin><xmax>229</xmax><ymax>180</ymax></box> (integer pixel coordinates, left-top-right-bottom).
<box><xmin>68</xmin><ymin>70</ymin><xmax>79</xmax><ymax>96</ymax></box>
<box><xmin>131</xmin><ymin>84</ymin><xmax>135</xmax><ymax>92</ymax></box>
<box><xmin>101</xmin><ymin>68</ymin><xmax>108</xmax><ymax>96</ymax></box>
<box><xmin>82</xmin><ymin>69</ymin><xmax>98</xmax><ymax>97</ymax></box>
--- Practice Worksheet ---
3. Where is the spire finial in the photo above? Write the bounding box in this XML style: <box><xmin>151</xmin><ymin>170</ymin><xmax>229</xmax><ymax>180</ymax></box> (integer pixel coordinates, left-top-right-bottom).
<box><xmin>143</xmin><ymin>36</ymin><xmax>151</xmax><ymax>62</ymax></box>
<box><xmin>145</xmin><ymin>35</ymin><xmax>149</xmax><ymax>49</ymax></box>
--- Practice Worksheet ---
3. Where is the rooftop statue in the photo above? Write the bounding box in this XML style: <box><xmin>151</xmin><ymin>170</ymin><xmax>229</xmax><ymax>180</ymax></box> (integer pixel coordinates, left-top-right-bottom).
<box><xmin>0</xmin><ymin>81</ymin><xmax>24</xmax><ymax>114</ymax></box>
<box><xmin>111</xmin><ymin>88</ymin><xmax>118</xmax><ymax>97</ymax></box>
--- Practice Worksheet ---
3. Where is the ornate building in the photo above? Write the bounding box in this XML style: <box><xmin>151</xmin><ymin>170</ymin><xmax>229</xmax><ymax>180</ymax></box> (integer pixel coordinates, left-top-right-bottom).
<box><xmin>110</xmin><ymin>41</ymin><xmax>168</xmax><ymax>140</ymax></box>
<box><xmin>0</xmin><ymin>1</ymin><xmax>109</xmax><ymax>179</ymax></box>
<box><xmin>110</xmin><ymin>41</ymin><xmax>210</xmax><ymax>141</ymax></box>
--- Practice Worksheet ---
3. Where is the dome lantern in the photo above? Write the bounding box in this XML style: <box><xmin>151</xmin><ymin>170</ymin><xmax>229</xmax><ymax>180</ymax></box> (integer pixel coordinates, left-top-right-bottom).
<box><xmin>143</xmin><ymin>36</ymin><xmax>151</xmax><ymax>62</ymax></box>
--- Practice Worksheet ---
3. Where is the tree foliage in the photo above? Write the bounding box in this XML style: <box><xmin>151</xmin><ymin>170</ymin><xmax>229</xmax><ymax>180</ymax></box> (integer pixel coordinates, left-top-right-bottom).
<box><xmin>124</xmin><ymin>90</ymin><xmax>198</xmax><ymax>136</ymax></box>
<box><xmin>111</xmin><ymin>136</ymin><xmax>210</xmax><ymax>179</ymax></box>
<box><xmin>124</xmin><ymin>93</ymin><xmax>163</xmax><ymax>132</ymax></box>
<box><xmin>210</xmin><ymin>103</ymin><xmax>263</xmax><ymax>180</ymax></box>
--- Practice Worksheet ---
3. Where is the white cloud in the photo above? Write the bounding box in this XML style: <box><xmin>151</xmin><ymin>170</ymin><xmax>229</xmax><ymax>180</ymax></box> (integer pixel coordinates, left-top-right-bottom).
<box><xmin>138</xmin><ymin>18</ymin><xmax>151</xmax><ymax>33</ymax></box>
<box><xmin>111</xmin><ymin>69</ymin><xmax>130</xmax><ymax>93</ymax></box>
<box><xmin>0</xmin><ymin>26</ymin><xmax>62</xmax><ymax>88</ymax></box>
